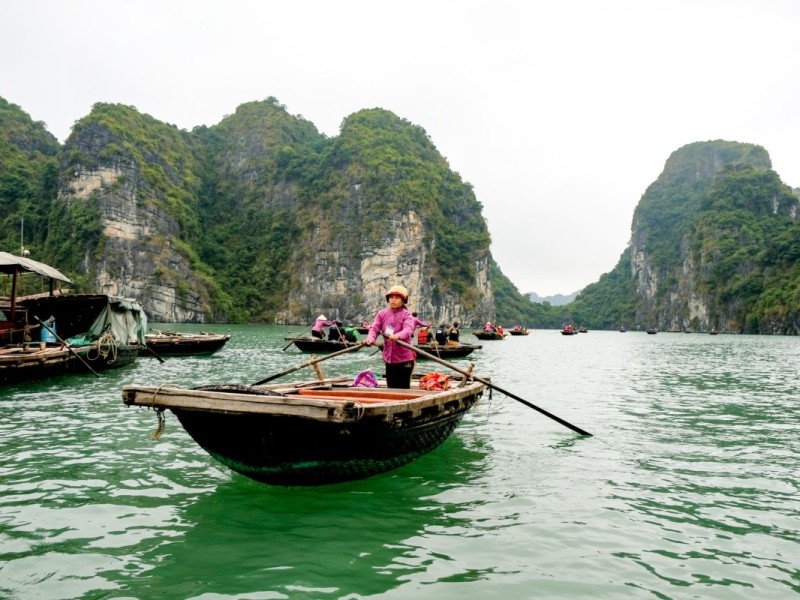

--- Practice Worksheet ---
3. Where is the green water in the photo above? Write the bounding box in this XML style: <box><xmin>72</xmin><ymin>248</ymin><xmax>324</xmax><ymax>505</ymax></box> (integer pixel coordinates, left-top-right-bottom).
<box><xmin>1</xmin><ymin>325</ymin><xmax>798</xmax><ymax>599</ymax></box>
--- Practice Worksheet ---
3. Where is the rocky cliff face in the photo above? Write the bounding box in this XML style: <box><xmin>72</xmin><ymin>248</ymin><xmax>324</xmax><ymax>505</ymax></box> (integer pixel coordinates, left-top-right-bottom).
<box><xmin>58</xmin><ymin>119</ymin><xmax>215</xmax><ymax>322</ymax></box>
<box><xmin>276</xmin><ymin>209</ymin><xmax>494</xmax><ymax>326</ymax></box>
<box><xmin>627</xmin><ymin>141</ymin><xmax>799</xmax><ymax>333</ymax></box>
<box><xmin>52</xmin><ymin>103</ymin><xmax>495</xmax><ymax>325</ymax></box>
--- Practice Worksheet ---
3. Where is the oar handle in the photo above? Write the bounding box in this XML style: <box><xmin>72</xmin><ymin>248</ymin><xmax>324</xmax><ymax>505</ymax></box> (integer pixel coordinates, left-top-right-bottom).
<box><xmin>395</xmin><ymin>338</ymin><xmax>592</xmax><ymax>436</ymax></box>
<box><xmin>35</xmin><ymin>315</ymin><xmax>101</xmax><ymax>378</ymax></box>
<box><xmin>282</xmin><ymin>323</ymin><xmax>313</xmax><ymax>350</ymax></box>
<box><xmin>252</xmin><ymin>341</ymin><xmax>366</xmax><ymax>386</ymax></box>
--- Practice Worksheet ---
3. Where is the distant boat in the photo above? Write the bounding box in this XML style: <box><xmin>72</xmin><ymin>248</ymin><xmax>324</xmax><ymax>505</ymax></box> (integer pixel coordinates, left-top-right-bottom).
<box><xmin>414</xmin><ymin>342</ymin><xmax>481</xmax><ymax>359</ymax></box>
<box><xmin>619</xmin><ymin>326</ymin><xmax>626</xmax><ymax>333</ymax></box>
<box><xmin>508</xmin><ymin>327</ymin><xmax>529</xmax><ymax>336</ymax></box>
<box><xmin>561</xmin><ymin>325</ymin><xmax>576</xmax><ymax>335</ymax></box>
<box><xmin>285</xmin><ymin>337</ymin><xmax>363</xmax><ymax>353</ymax></box>
<box><xmin>710</xmin><ymin>328</ymin><xmax>718</xmax><ymax>335</ymax></box>
<box><xmin>473</xmin><ymin>329</ymin><xmax>506</xmax><ymax>340</ymax></box>
<box><xmin>145</xmin><ymin>330</ymin><xmax>231</xmax><ymax>356</ymax></box>
<box><xmin>647</xmin><ymin>328</ymin><xmax>658</xmax><ymax>335</ymax></box>
<box><xmin>578</xmin><ymin>326</ymin><xmax>588</xmax><ymax>333</ymax></box>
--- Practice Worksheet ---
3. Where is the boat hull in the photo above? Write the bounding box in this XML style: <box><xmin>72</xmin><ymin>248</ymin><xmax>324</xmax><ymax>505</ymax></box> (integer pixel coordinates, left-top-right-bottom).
<box><xmin>473</xmin><ymin>331</ymin><xmax>506</xmax><ymax>340</ymax></box>
<box><xmin>145</xmin><ymin>332</ymin><xmax>230</xmax><ymax>356</ymax></box>
<box><xmin>287</xmin><ymin>337</ymin><xmax>362</xmax><ymax>353</ymax></box>
<box><xmin>0</xmin><ymin>342</ymin><xmax>138</xmax><ymax>385</ymax></box>
<box><xmin>174</xmin><ymin>404</ymin><xmax>471</xmax><ymax>485</ymax></box>
<box><xmin>414</xmin><ymin>343</ymin><xmax>480</xmax><ymax>359</ymax></box>
<box><xmin>122</xmin><ymin>380</ymin><xmax>485</xmax><ymax>486</ymax></box>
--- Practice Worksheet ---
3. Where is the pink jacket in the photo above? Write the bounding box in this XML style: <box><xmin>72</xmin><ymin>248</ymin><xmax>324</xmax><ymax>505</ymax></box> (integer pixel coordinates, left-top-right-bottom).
<box><xmin>367</xmin><ymin>307</ymin><xmax>416</xmax><ymax>364</ymax></box>
<box><xmin>312</xmin><ymin>318</ymin><xmax>335</xmax><ymax>333</ymax></box>
<box><xmin>411</xmin><ymin>316</ymin><xmax>430</xmax><ymax>329</ymax></box>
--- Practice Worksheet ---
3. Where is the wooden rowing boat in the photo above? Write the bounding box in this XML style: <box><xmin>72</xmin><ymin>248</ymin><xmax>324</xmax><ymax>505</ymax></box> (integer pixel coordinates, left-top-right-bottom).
<box><xmin>285</xmin><ymin>337</ymin><xmax>363</xmax><ymax>353</ymax></box>
<box><xmin>473</xmin><ymin>329</ymin><xmax>506</xmax><ymax>340</ymax></box>
<box><xmin>121</xmin><ymin>376</ymin><xmax>486</xmax><ymax>486</ymax></box>
<box><xmin>145</xmin><ymin>330</ymin><xmax>230</xmax><ymax>356</ymax></box>
<box><xmin>1</xmin><ymin>293</ymin><xmax>146</xmax><ymax>385</ymax></box>
<box><xmin>414</xmin><ymin>342</ymin><xmax>481</xmax><ymax>359</ymax></box>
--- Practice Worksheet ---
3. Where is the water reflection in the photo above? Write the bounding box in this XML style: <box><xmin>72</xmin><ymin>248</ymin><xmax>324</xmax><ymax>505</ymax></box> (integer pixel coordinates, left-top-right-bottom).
<box><xmin>115</xmin><ymin>435</ymin><xmax>489</xmax><ymax>599</ymax></box>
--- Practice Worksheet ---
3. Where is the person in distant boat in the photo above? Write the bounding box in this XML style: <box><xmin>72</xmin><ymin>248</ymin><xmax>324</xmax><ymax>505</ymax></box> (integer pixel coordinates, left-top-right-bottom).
<box><xmin>411</xmin><ymin>312</ymin><xmax>430</xmax><ymax>330</ymax></box>
<box><xmin>365</xmin><ymin>285</ymin><xmax>416</xmax><ymax>389</ymax></box>
<box><xmin>328</xmin><ymin>320</ymin><xmax>346</xmax><ymax>341</ymax></box>
<box><xmin>311</xmin><ymin>314</ymin><xmax>335</xmax><ymax>339</ymax></box>
<box><xmin>448</xmin><ymin>321</ymin><xmax>460</xmax><ymax>344</ymax></box>
<box><xmin>417</xmin><ymin>326</ymin><xmax>429</xmax><ymax>345</ymax></box>
<box><xmin>484</xmin><ymin>321</ymin><xmax>494</xmax><ymax>332</ymax></box>
<box><xmin>435</xmin><ymin>324</ymin><xmax>448</xmax><ymax>345</ymax></box>
<box><xmin>343</xmin><ymin>326</ymin><xmax>359</xmax><ymax>343</ymax></box>
<box><xmin>496</xmin><ymin>325</ymin><xmax>504</xmax><ymax>335</ymax></box>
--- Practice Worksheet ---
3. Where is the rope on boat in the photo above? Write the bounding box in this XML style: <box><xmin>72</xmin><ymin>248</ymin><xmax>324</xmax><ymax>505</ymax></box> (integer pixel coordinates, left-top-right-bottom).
<box><xmin>147</xmin><ymin>383</ymin><xmax>181</xmax><ymax>440</ymax></box>
<box><xmin>150</xmin><ymin>408</ymin><xmax>166</xmax><ymax>440</ymax></box>
<box><xmin>352</xmin><ymin>401</ymin><xmax>366</xmax><ymax>421</ymax></box>
<box><xmin>88</xmin><ymin>330</ymin><xmax>119</xmax><ymax>364</ymax></box>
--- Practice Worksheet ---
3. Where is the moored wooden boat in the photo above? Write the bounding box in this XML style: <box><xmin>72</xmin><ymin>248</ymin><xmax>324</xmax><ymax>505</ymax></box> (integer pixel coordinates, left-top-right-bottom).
<box><xmin>1</xmin><ymin>252</ymin><xmax>146</xmax><ymax>385</ymax></box>
<box><xmin>414</xmin><ymin>342</ymin><xmax>481</xmax><ymax>359</ymax></box>
<box><xmin>285</xmin><ymin>337</ymin><xmax>363</xmax><ymax>353</ymax></box>
<box><xmin>122</xmin><ymin>376</ymin><xmax>486</xmax><ymax>486</ymax></box>
<box><xmin>0</xmin><ymin>344</ymin><xmax>96</xmax><ymax>385</ymax></box>
<box><xmin>145</xmin><ymin>330</ymin><xmax>230</xmax><ymax>356</ymax></box>
<box><xmin>508</xmin><ymin>328</ymin><xmax>529</xmax><ymax>336</ymax></box>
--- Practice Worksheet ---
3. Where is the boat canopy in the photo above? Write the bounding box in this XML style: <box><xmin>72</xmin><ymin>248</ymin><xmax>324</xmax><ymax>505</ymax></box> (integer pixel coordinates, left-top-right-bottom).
<box><xmin>0</xmin><ymin>252</ymin><xmax>73</xmax><ymax>284</ymax></box>
<box><xmin>81</xmin><ymin>297</ymin><xmax>148</xmax><ymax>345</ymax></box>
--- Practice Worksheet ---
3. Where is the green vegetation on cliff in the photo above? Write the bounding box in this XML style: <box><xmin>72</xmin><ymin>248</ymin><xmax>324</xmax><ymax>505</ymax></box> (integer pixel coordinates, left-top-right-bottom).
<box><xmin>0</xmin><ymin>98</ymin><xmax>60</xmax><ymax>257</ymax></box>
<box><xmin>2</xmin><ymin>98</ymin><xmax>798</xmax><ymax>333</ymax></box>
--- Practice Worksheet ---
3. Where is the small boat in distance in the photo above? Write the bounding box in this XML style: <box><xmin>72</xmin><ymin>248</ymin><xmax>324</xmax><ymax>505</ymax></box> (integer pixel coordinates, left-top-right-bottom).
<box><xmin>285</xmin><ymin>337</ymin><xmax>363</xmax><ymax>353</ymax></box>
<box><xmin>414</xmin><ymin>342</ymin><xmax>481</xmax><ymax>359</ymax></box>
<box><xmin>647</xmin><ymin>328</ymin><xmax>658</xmax><ymax>335</ymax></box>
<box><xmin>508</xmin><ymin>327</ymin><xmax>529</xmax><ymax>336</ymax></box>
<box><xmin>145</xmin><ymin>330</ymin><xmax>231</xmax><ymax>356</ymax></box>
<box><xmin>122</xmin><ymin>375</ymin><xmax>487</xmax><ymax>486</ymax></box>
<box><xmin>561</xmin><ymin>325</ymin><xmax>576</xmax><ymax>335</ymax></box>
<box><xmin>578</xmin><ymin>325</ymin><xmax>588</xmax><ymax>333</ymax></box>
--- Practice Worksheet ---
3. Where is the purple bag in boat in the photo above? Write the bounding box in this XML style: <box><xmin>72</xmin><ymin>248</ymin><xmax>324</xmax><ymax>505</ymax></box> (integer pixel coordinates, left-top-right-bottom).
<box><xmin>353</xmin><ymin>369</ymin><xmax>378</xmax><ymax>388</ymax></box>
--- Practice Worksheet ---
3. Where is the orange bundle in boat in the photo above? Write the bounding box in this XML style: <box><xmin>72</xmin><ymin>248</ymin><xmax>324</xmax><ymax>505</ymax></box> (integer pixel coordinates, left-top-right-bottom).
<box><xmin>419</xmin><ymin>372</ymin><xmax>451</xmax><ymax>391</ymax></box>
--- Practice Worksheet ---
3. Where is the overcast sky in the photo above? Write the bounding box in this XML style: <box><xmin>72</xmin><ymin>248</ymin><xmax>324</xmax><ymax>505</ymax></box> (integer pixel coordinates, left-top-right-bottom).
<box><xmin>2</xmin><ymin>1</ymin><xmax>799</xmax><ymax>296</ymax></box>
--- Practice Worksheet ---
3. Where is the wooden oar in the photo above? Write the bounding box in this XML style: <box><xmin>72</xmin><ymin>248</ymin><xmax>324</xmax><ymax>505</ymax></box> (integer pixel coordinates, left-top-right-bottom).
<box><xmin>142</xmin><ymin>342</ymin><xmax>166</xmax><ymax>363</ymax></box>
<box><xmin>35</xmin><ymin>316</ymin><xmax>101</xmax><ymax>378</ymax></box>
<box><xmin>252</xmin><ymin>341</ymin><xmax>366</xmax><ymax>386</ymax></box>
<box><xmin>282</xmin><ymin>324</ymin><xmax>312</xmax><ymax>351</ymax></box>
<box><xmin>395</xmin><ymin>338</ymin><xmax>592</xmax><ymax>436</ymax></box>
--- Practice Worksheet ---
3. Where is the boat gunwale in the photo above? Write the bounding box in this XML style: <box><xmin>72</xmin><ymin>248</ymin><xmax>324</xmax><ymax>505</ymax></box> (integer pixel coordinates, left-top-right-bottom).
<box><xmin>121</xmin><ymin>380</ymin><xmax>486</xmax><ymax>422</ymax></box>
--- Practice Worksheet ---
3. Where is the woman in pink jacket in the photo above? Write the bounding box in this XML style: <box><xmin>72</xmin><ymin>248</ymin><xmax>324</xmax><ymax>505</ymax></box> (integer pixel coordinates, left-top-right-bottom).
<box><xmin>366</xmin><ymin>285</ymin><xmax>417</xmax><ymax>388</ymax></box>
<box><xmin>311</xmin><ymin>314</ymin><xmax>335</xmax><ymax>339</ymax></box>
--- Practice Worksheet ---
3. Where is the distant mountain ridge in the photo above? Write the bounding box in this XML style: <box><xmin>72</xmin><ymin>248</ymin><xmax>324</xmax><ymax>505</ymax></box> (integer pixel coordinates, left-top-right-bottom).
<box><xmin>525</xmin><ymin>291</ymin><xmax>579</xmax><ymax>306</ymax></box>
